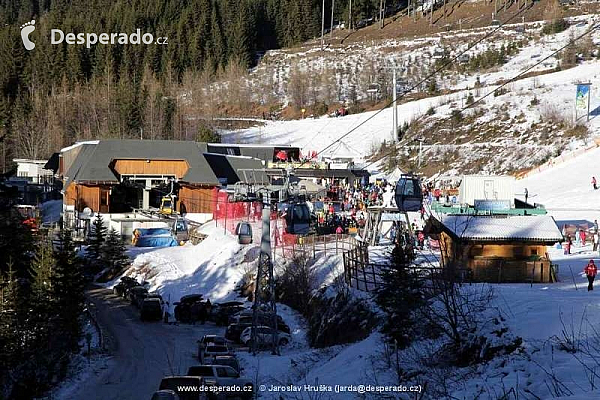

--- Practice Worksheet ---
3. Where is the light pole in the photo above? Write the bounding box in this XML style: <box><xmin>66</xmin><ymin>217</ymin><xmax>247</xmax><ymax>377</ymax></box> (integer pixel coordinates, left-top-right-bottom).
<box><xmin>330</xmin><ymin>0</ymin><xmax>335</xmax><ymax>39</ymax></box>
<box><xmin>415</xmin><ymin>138</ymin><xmax>425</xmax><ymax>168</ymax></box>
<box><xmin>392</xmin><ymin>68</ymin><xmax>398</xmax><ymax>142</ymax></box>
<box><xmin>321</xmin><ymin>0</ymin><xmax>326</xmax><ymax>50</ymax></box>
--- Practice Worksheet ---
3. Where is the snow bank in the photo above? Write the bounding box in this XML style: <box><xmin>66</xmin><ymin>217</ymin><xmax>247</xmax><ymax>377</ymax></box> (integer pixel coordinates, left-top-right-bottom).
<box><xmin>121</xmin><ymin>225</ymin><xmax>251</xmax><ymax>303</ymax></box>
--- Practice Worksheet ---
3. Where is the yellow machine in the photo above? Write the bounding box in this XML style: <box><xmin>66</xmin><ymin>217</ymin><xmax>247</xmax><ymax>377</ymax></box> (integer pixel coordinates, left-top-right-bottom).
<box><xmin>160</xmin><ymin>195</ymin><xmax>175</xmax><ymax>215</ymax></box>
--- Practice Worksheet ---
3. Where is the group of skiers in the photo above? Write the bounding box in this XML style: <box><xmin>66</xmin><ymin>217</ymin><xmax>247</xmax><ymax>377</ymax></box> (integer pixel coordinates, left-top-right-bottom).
<box><xmin>562</xmin><ymin>219</ymin><xmax>600</xmax><ymax>291</ymax></box>
<box><xmin>562</xmin><ymin>221</ymin><xmax>600</xmax><ymax>255</ymax></box>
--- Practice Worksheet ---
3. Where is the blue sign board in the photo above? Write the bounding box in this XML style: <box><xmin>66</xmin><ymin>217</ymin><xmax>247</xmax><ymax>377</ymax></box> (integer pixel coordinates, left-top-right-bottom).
<box><xmin>474</xmin><ymin>199</ymin><xmax>511</xmax><ymax>211</ymax></box>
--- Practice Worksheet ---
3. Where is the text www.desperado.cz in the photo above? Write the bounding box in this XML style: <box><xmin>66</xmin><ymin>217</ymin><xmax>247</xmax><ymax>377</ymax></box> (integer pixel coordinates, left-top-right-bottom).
<box><xmin>176</xmin><ymin>385</ymin><xmax>252</xmax><ymax>393</ymax></box>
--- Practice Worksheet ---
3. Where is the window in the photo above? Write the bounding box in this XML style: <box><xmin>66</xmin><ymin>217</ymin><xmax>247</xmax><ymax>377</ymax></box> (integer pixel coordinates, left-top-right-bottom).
<box><xmin>101</xmin><ymin>191</ymin><xmax>108</xmax><ymax>206</ymax></box>
<box><xmin>530</xmin><ymin>248</ymin><xmax>538</xmax><ymax>256</ymax></box>
<box><xmin>216</xmin><ymin>367</ymin><xmax>228</xmax><ymax>377</ymax></box>
<box><xmin>403</xmin><ymin>180</ymin><xmax>415</xmax><ymax>196</ymax></box>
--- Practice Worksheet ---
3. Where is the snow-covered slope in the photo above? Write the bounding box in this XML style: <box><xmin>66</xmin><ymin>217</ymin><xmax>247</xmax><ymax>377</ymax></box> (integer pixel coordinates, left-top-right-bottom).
<box><xmin>120</xmin><ymin>225</ymin><xmax>250</xmax><ymax>303</ymax></box>
<box><xmin>518</xmin><ymin>144</ymin><xmax>600</xmax><ymax>224</ymax></box>
<box><xmin>223</xmin><ymin>15</ymin><xmax>600</xmax><ymax>176</ymax></box>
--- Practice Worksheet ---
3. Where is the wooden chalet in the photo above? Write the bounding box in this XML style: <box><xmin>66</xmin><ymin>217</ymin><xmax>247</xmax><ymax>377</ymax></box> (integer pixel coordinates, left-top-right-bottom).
<box><xmin>425</xmin><ymin>215</ymin><xmax>563</xmax><ymax>283</ymax></box>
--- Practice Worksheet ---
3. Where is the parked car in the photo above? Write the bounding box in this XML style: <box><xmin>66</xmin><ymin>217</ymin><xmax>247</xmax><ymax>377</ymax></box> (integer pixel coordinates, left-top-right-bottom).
<box><xmin>129</xmin><ymin>286</ymin><xmax>149</xmax><ymax>307</ymax></box>
<box><xmin>197</xmin><ymin>335</ymin><xmax>227</xmax><ymax>360</ymax></box>
<box><xmin>137</xmin><ymin>292</ymin><xmax>163</xmax><ymax>309</ymax></box>
<box><xmin>240</xmin><ymin>326</ymin><xmax>291</xmax><ymax>348</ymax></box>
<box><xmin>199</xmin><ymin>344</ymin><xmax>231</xmax><ymax>364</ymax></box>
<box><xmin>186</xmin><ymin>365</ymin><xmax>253</xmax><ymax>399</ymax></box>
<box><xmin>174</xmin><ymin>294</ymin><xmax>203</xmax><ymax>322</ymax></box>
<box><xmin>113</xmin><ymin>277</ymin><xmax>138</xmax><ymax>297</ymax></box>
<box><xmin>141</xmin><ymin>298</ymin><xmax>163</xmax><ymax>321</ymax></box>
<box><xmin>209</xmin><ymin>302</ymin><xmax>246</xmax><ymax>326</ymax></box>
<box><xmin>212</xmin><ymin>356</ymin><xmax>242</xmax><ymax>374</ymax></box>
<box><xmin>151</xmin><ymin>389</ymin><xmax>180</xmax><ymax>400</ymax></box>
<box><xmin>158</xmin><ymin>376</ymin><xmax>206</xmax><ymax>400</ymax></box>
<box><xmin>228</xmin><ymin>311</ymin><xmax>291</xmax><ymax>334</ymax></box>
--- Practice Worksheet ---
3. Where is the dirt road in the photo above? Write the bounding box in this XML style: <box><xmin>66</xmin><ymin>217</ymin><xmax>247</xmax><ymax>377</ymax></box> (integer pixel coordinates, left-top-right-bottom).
<box><xmin>69</xmin><ymin>287</ymin><xmax>223</xmax><ymax>400</ymax></box>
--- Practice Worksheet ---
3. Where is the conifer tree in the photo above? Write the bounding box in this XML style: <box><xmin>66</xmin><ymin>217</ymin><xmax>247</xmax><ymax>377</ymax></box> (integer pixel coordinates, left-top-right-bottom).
<box><xmin>88</xmin><ymin>214</ymin><xmax>107</xmax><ymax>261</ymax></box>
<box><xmin>52</xmin><ymin>229</ymin><xmax>85</xmax><ymax>352</ymax></box>
<box><xmin>101</xmin><ymin>228</ymin><xmax>130</xmax><ymax>274</ymax></box>
<box><xmin>375</xmin><ymin>238</ymin><xmax>424</xmax><ymax>348</ymax></box>
<box><xmin>0</xmin><ymin>263</ymin><xmax>22</xmax><ymax>362</ymax></box>
<box><xmin>30</xmin><ymin>239</ymin><xmax>56</xmax><ymax>341</ymax></box>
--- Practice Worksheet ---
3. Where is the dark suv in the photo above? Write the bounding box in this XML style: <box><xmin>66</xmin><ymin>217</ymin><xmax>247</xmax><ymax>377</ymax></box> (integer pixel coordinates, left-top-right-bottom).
<box><xmin>174</xmin><ymin>294</ymin><xmax>203</xmax><ymax>322</ymax></box>
<box><xmin>141</xmin><ymin>298</ymin><xmax>163</xmax><ymax>321</ymax></box>
<box><xmin>113</xmin><ymin>277</ymin><xmax>138</xmax><ymax>297</ymax></box>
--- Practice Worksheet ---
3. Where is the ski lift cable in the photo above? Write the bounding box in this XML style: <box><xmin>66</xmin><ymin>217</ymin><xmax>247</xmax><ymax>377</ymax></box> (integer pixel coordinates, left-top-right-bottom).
<box><xmin>360</xmin><ymin>21</ymin><xmax>600</xmax><ymax>173</ymax></box>
<box><xmin>461</xmin><ymin>22</ymin><xmax>600</xmax><ymax>113</ymax></box>
<box><xmin>296</xmin><ymin>3</ymin><xmax>533</xmax><ymax>168</ymax></box>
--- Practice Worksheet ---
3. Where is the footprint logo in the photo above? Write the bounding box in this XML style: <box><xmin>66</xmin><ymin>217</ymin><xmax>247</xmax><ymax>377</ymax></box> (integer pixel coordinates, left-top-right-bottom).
<box><xmin>20</xmin><ymin>20</ymin><xmax>36</xmax><ymax>51</ymax></box>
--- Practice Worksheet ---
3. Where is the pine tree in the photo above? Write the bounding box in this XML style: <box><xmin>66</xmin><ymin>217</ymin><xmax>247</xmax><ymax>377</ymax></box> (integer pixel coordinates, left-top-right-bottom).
<box><xmin>375</xmin><ymin>240</ymin><xmax>424</xmax><ymax>348</ymax></box>
<box><xmin>0</xmin><ymin>263</ymin><xmax>22</xmax><ymax>363</ymax></box>
<box><xmin>52</xmin><ymin>229</ymin><xmax>85</xmax><ymax>352</ymax></box>
<box><xmin>101</xmin><ymin>228</ymin><xmax>130</xmax><ymax>274</ymax></box>
<box><xmin>88</xmin><ymin>213</ymin><xmax>107</xmax><ymax>261</ymax></box>
<box><xmin>30</xmin><ymin>239</ymin><xmax>56</xmax><ymax>341</ymax></box>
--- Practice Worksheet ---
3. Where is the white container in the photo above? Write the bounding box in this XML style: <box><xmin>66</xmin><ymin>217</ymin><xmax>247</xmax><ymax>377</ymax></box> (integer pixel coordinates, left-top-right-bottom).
<box><xmin>458</xmin><ymin>175</ymin><xmax>515</xmax><ymax>207</ymax></box>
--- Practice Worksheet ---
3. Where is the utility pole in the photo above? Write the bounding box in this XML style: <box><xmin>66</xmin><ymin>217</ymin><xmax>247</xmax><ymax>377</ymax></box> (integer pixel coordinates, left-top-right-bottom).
<box><xmin>392</xmin><ymin>68</ymin><xmax>398</xmax><ymax>143</ymax></box>
<box><xmin>430</xmin><ymin>0</ymin><xmax>434</xmax><ymax>25</ymax></box>
<box><xmin>331</xmin><ymin>0</ymin><xmax>335</xmax><ymax>38</ymax></box>
<box><xmin>348</xmin><ymin>0</ymin><xmax>352</xmax><ymax>30</ymax></box>
<box><xmin>321</xmin><ymin>0</ymin><xmax>326</xmax><ymax>50</ymax></box>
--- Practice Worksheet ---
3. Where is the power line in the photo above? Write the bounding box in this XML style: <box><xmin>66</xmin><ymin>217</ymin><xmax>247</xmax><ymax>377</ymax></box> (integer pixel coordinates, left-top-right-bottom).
<box><xmin>361</xmin><ymin>21</ymin><xmax>600</xmax><ymax>173</ymax></box>
<box><xmin>303</xmin><ymin>2</ymin><xmax>533</xmax><ymax>166</ymax></box>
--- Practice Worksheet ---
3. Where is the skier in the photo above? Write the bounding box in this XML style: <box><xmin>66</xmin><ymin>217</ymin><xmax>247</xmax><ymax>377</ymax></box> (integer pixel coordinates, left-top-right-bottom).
<box><xmin>565</xmin><ymin>235</ymin><xmax>572</xmax><ymax>255</ymax></box>
<box><xmin>594</xmin><ymin>230</ymin><xmax>599</xmax><ymax>252</ymax></box>
<box><xmin>581</xmin><ymin>229</ymin><xmax>587</xmax><ymax>246</ymax></box>
<box><xmin>420</xmin><ymin>205</ymin><xmax>425</xmax><ymax>221</ymax></box>
<box><xmin>575</xmin><ymin>229</ymin><xmax>582</xmax><ymax>247</ymax></box>
<box><xmin>595</xmin><ymin>219</ymin><xmax>599</xmax><ymax>233</ymax></box>
<box><xmin>585</xmin><ymin>259</ymin><xmax>597</xmax><ymax>291</ymax></box>
<box><xmin>524</xmin><ymin>188</ymin><xmax>529</xmax><ymax>203</ymax></box>
<box><xmin>593</xmin><ymin>177</ymin><xmax>598</xmax><ymax>190</ymax></box>
<box><xmin>417</xmin><ymin>231</ymin><xmax>425</xmax><ymax>249</ymax></box>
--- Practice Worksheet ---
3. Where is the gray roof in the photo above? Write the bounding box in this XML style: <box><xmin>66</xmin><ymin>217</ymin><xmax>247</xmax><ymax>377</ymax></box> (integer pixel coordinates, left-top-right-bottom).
<box><xmin>438</xmin><ymin>215</ymin><xmax>563</xmax><ymax>243</ymax></box>
<box><xmin>64</xmin><ymin>140</ymin><xmax>219</xmax><ymax>186</ymax></box>
<box><xmin>203</xmin><ymin>153</ymin><xmax>267</xmax><ymax>185</ymax></box>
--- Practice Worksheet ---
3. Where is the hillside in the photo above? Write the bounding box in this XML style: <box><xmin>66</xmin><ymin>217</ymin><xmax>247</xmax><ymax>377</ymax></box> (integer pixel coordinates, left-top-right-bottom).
<box><xmin>223</xmin><ymin>12</ymin><xmax>600</xmax><ymax>178</ymax></box>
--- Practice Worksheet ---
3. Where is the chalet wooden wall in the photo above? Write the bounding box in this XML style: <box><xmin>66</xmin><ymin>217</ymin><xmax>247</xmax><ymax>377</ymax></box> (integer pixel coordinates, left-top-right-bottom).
<box><xmin>178</xmin><ymin>186</ymin><xmax>216</xmax><ymax>214</ymax></box>
<box><xmin>64</xmin><ymin>183</ymin><xmax>110</xmax><ymax>213</ymax></box>
<box><xmin>111</xmin><ymin>159</ymin><xmax>189</xmax><ymax>178</ymax></box>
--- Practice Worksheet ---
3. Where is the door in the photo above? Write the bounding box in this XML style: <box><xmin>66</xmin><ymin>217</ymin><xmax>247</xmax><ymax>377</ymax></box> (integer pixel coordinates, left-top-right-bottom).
<box><xmin>484</xmin><ymin>180</ymin><xmax>494</xmax><ymax>199</ymax></box>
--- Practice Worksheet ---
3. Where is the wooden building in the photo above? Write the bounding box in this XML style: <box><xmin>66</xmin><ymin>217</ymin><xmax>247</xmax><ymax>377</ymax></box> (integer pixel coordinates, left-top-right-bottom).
<box><xmin>59</xmin><ymin>140</ymin><xmax>221</xmax><ymax>219</ymax></box>
<box><xmin>58</xmin><ymin>140</ymin><xmax>278</xmax><ymax>225</ymax></box>
<box><xmin>425</xmin><ymin>215</ymin><xmax>563</xmax><ymax>283</ymax></box>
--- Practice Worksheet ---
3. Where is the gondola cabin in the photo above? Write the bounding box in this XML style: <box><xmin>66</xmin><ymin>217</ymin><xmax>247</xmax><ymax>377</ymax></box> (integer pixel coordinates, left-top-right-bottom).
<box><xmin>235</xmin><ymin>222</ymin><xmax>253</xmax><ymax>245</ymax></box>
<box><xmin>283</xmin><ymin>202</ymin><xmax>311</xmax><ymax>235</ymax></box>
<box><xmin>395</xmin><ymin>174</ymin><xmax>423</xmax><ymax>212</ymax></box>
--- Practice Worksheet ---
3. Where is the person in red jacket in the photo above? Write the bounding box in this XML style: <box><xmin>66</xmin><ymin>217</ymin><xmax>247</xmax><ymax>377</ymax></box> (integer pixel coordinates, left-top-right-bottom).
<box><xmin>581</xmin><ymin>229</ymin><xmax>587</xmax><ymax>245</ymax></box>
<box><xmin>585</xmin><ymin>260</ymin><xmax>597</xmax><ymax>291</ymax></box>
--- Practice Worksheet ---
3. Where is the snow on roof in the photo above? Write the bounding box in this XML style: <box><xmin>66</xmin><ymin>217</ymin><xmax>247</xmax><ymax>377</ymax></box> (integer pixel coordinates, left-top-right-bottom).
<box><xmin>60</xmin><ymin>140</ymin><xmax>100</xmax><ymax>153</ymax></box>
<box><xmin>438</xmin><ymin>215</ymin><xmax>563</xmax><ymax>243</ymax></box>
